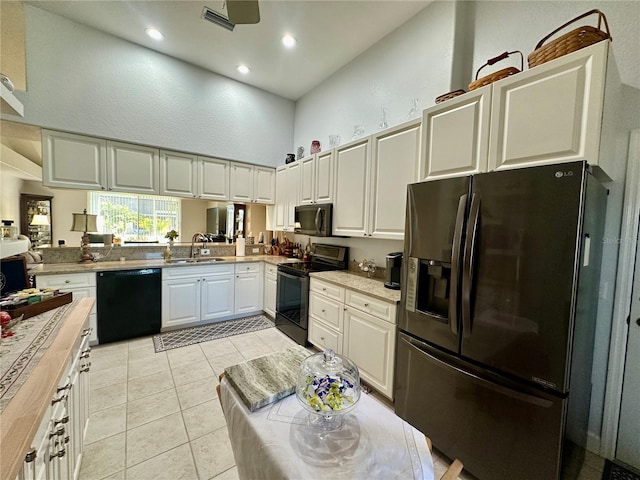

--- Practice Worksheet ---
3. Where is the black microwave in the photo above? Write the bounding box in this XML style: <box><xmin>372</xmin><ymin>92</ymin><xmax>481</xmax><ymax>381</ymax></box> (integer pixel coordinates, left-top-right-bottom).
<box><xmin>294</xmin><ymin>204</ymin><xmax>333</xmax><ymax>236</ymax></box>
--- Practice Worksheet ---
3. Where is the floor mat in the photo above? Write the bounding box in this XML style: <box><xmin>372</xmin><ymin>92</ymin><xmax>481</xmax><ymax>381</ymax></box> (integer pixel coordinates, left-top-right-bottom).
<box><xmin>153</xmin><ymin>315</ymin><xmax>275</xmax><ymax>352</ymax></box>
<box><xmin>603</xmin><ymin>460</ymin><xmax>640</xmax><ymax>480</ymax></box>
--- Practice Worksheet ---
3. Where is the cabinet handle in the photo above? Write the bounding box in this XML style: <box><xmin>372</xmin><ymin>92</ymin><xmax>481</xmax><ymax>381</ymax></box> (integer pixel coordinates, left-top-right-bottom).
<box><xmin>320</xmin><ymin>336</ymin><xmax>325</xmax><ymax>341</ymax></box>
<box><xmin>82</xmin><ymin>328</ymin><xmax>92</xmax><ymax>337</ymax></box>
<box><xmin>50</xmin><ymin>449</ymin><xmax>65</xmax><ymax>460</ymax></box>
<box><xmin>364</xmin><ymin>303</ymin><xmax>369</xmax><ymax>307</ymax></box>
<box><xmin>82</xmin><ymin>347</ymin><xmax>91</xmax><ymax>354</ymax></box>
<box><xmin>51</xmin><ymin>394</ymin><xmax>68</xmax><ymax>405</ymax></box>
<box><xmin>54</xmin><ymin>416</ymin><xmax>69</xmax><ymax>426</ymax></box>
<box><xmin>80</xmin><ymin>353</ymin><xmax>90</xmax><ymax>359</ymax></box>
<box><xmin>321</xmin><ymin>309</ymin><xmax>325</xmax><ymax>313</ymax></box>
<box><xmin>65</xmin><ymin>280</ymin><xmax>71</xmax><ymax>284</ymax></box>
<box><xmin>24</xmin><ymin>448</ymin><xmax>37</xmax><ymax>463</ymax></box>
<box><xmin>57</xmin><ymin>383</ymin><xmax>71</xmax><ymax>393</ymax></box>
<box><xmin>49</xmin><ymin>425</ymin><xmax>65</xmax><ymax>438</ymax></box>
<box><xmin>80</xmin><ymin>365</ymin><xmax>91</xmax><ymax>373</ymax></box>
<box><xmin>322</xmin><ymin>288</ymin><xmax>326</xmax><ymax>291</ymax></box>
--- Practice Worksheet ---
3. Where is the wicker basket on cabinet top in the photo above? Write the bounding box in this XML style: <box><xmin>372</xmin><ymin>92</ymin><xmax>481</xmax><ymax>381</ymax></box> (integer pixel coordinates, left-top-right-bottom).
<box><xmin>468</xmin><ymin>50</ymin><xmax>523</xmax><ymax>91</ymax></box>
<box><xmin>528</xmin><ymin>9</ymin><xmax>611</xmax><ymax>68</ymax></box>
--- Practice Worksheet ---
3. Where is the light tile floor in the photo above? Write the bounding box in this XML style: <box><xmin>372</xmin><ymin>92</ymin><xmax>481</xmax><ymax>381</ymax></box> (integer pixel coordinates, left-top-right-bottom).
<box><xmin>79</xmin><ymin>326</ymin><xmax>605</xmax><ymax>480</ymax></box>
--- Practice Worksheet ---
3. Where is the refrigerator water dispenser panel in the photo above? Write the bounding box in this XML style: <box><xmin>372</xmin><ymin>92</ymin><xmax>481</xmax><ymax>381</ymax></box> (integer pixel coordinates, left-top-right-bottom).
<box><xmin>405</xmin><ymin>257</ymin><xmax>451</xmax><ymax>320</ymax></box>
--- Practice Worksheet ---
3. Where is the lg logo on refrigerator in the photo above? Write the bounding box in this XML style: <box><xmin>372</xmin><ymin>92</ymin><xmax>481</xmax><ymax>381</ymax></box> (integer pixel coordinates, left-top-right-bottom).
<box><xmin>555</xmin><ymin>171</ymin><xmax>574</xmax><ymax>178</ymax></box>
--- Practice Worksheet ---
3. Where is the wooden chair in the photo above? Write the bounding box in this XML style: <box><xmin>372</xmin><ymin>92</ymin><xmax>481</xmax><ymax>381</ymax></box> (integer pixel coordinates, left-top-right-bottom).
<box><xmin>426</xmin><ymin>436</ymin><xmax>465</xmax><ymax>480</ymax></box>
<box><xmin>218</xmin><ymin>374</ymin><xmax>464</xmax><ymax>480</ymax></box>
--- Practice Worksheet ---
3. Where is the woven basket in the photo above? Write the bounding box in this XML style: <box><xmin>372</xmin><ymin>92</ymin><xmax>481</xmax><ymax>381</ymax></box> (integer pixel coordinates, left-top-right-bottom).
<box><xmin>528</xmin><ymin>9</ymin><xmax>611</xmax><ymax>68</ymax></box>
<box><xmin>435</xmin><ymin>89</ymin><xmax>466</xmax><ymax>104</ymax></box>
<box><xmin>468</xmin><ymin>51</ymin><xmax>523</xmax><ymax>91</ymax></box>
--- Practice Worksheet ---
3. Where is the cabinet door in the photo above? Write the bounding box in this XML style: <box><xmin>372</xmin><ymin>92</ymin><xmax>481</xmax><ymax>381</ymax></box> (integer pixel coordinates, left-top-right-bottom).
<box><xmin>299</xmin><ymin>155</ymin><xmax>315</xmax><ymax>205</ymax></box>
<box><xmin>420</xmin><ymin>85</ymin><xmax>491</xmax><ymax>180</ymax></box>
<box><xmin>333</xmin><ymin>139</ymin><xmax>370</xmax><ymax>237</ymax></box>
<box><xmin>235</xmin><ymin>272</ymin><xmax>263</xmax><ymax>314</ymax></box>
<box><xmin>488</xmin><ymin>41</ymin><xmax>607</xmax><ymax>171</ymax></box>
<box><xmin>201</xmin><ymin>274</ymin><xmax>234</xmax><ymax>321</ymax></box>
<box><xmin>315</xmin><ymin>150</ymin><xmax>334</xmax><ymax>204</ymax></box>
<box><xmin>162</xmin><ymin>278</ymin><xmax>200</xmax><ymax>328</ymax></box>
<box><xmin>199</xmin><ymin>156</ymin><xmax>230</xmax><ymax>200</ymax></box>
<box><xmin>253</xmin><ymin>166</ymin><xmax>276</xmax><ymax>204</ymax></box>
<box><xmin>274</xmin><ymin>166</ymin><xmax>287</xmax><ymax>231</ymax></box>
<box><xmin>263</xmin><ymin>271</ymin><xmax>277</xmax><ymax>318</ymax></box>
<box><xmin>107</xmin><ymin>141</ymin><xmax>159</xmax><ymax>194</ymax></box>
<box><xmin>230</xmin><ymin>163</ymin><xmax>254</xmax><ymax>202</ymax></box>
<box><xmin>344</xmin><ymin>306</ymin><xmax>395</xmax><ymax>399</ymax></box>
<box><xmin>285</xmin><ymin>162</ymin><xmax>300</xmax><ymax>231</ymax></box>
<box><xmin>42</xmin><ymin>130</ymin><xmax>107</xmax><ymax>190</ymax></box>
<box><xmin>160</xmin><ymin>150</ymin><xmax>198</xmax><ymax>198</ymax></box>
<box><xmin>370</xmin><ymin>121</ymin><xmax>420</xmax><ymax>240</ymax></box>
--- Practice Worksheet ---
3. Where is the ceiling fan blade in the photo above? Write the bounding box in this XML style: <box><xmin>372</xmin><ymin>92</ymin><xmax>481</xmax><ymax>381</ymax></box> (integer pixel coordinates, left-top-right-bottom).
<box><xmin>226</xmin><ymin>0</ymin><xmax>260</xmax><ymax>25</ymax></box>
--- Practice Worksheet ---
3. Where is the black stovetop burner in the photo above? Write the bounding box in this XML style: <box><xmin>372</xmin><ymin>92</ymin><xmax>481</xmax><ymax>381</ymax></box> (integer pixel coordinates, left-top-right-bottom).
<box><xmin>277</xmin><ymin>260</ymin><xmax>342</xmax><ymax>276</ymax></box>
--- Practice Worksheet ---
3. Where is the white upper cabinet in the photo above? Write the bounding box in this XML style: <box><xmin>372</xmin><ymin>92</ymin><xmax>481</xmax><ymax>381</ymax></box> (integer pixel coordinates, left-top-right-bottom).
<box><xmin>229</xmin><ymin>162</ymin><xmax>254</xmax><ymax>202</ymax></box>
<box><xmin>230</xmin><ymin>162</ymin><xmax>275</xmax><ymax>204</ymax></box>
<box><xmin>160</xmin><ymin>150</ymin><xmax>198</xmax><ymax>198</ymax></box>
<box><xmin>42</xmin><ymin>130</ymin><xmax>107</xmax><ymax>190</ymax></box>
<box><xmin>420</xmin><ymin>86</ymin><xmax>491</xmax><ymax>181</ymax></box>
<box><xmin>273</xmin><ymin>162</ymin><xmax>300</xmax><ymax>231</ymax></box>
<box><xmin>300</xmin><ymin>150</ymin><xmax>335</xmax><ymax>205</ymax></box>
<box><xmin>420</xmin><ymin>41</ymin><xmax>617</xmax><ymax>181</ymax></box>
<box><xmin>199</xmin><ymin>156</ymin><xmax>230</xmax><ymax>200</ymax></box>
<box><xmin>299</xmin><ymin>155</ymin><xmax>316</xmax><ymax>205</ymax></box>
<box><xmin>253</xmin><ymin>166</ymin><xmax>276</xmax><ymax>204</ymax></box>
<box><xmin>488</xmin><ymin>40</ymin><xmax>608</xmax><ymax>172</ymax></box>
<box><xmin>333</xmin><ymin>138</ymin><xmax>371</xmax><ymax>237</ymax></box>
<box><xmin>369</xmin><ymin>120</ymin><xmax>421</xmax><ymax>240</ymax></box>
<box><xmin>107</xmin><ymin>141</ymin><xmax>159</xmax><ymax>194</ymax></box>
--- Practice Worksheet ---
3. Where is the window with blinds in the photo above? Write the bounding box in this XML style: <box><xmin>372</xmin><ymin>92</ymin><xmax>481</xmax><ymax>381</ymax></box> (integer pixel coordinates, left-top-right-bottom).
<box><xmin>88</xmin><ymin>192</ymin><xmax>181</xmax><ymax>242</ymax></box>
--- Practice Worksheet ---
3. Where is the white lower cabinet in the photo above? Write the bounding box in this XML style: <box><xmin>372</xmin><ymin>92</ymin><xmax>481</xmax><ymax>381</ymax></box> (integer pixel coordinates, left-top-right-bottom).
<box><xmin>19</xmin><ymin>321</ymin><xmax>91</xmax><ymax>480</ymax></box>
<box><xmin>162</xmin><ymin>264</ymin><xmax>234</xmax><ymax>330</ymax></box>
<box><xmin>308</xmin><ymin>277</ymin><xmax>397</xmax><ymax>399</ymax></box>
<box><xmin>162</xmin><ymin>263</ymin><xmax>264</xmax><ymax>330</ymax></box>
<box><xmin>36</xmin><ymin>273</ymin><xmax>98</xmax><ymax>345</ymax></box>
<box><xmin>234</xmin><ymin>263</ymin><xmax>263</xmax><ymax>315</ymax></box>
<box><xmin>263</xmin><ymin>264</ymin><xmax>277</xmax><ymax>318</ymax></box>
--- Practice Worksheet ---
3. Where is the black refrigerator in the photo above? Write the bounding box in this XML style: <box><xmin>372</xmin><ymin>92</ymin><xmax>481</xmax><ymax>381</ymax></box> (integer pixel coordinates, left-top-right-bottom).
<box><xmin>394</xmin><ymin>161</ymin><xmax>607</xmax><ymax>480</ymax></box>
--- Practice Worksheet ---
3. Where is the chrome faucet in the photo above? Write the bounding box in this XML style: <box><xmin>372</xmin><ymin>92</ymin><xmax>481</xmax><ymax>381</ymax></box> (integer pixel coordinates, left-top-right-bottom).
<box><xmin>190</xmin><ymin>233</ymin><xmax>205</xmax><ymax>258</ymax></box>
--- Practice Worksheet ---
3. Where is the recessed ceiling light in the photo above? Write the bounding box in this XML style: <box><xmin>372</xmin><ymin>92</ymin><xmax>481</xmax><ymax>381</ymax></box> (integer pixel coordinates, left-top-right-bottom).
<box><xmin>236</xmin><ymin>64</ymin><xmax>250</xmax><ymax>74</ymax></box>
<box><xmin>145</xmin><ymin>28</ymin><xmax>164</xmax><ymax>41</ymax></box>
<box><xmin>282</xmin><ymin>34</ymin><xmax>296</xmax><ymax>48</ymax></box>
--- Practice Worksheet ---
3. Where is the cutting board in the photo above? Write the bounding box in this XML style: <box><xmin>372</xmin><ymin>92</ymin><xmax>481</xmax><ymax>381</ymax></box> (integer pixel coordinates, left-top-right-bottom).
<box><xmin>224</xmin><ymin>346</ymin><xmax>310</xmax><ymax>411</ymax></box>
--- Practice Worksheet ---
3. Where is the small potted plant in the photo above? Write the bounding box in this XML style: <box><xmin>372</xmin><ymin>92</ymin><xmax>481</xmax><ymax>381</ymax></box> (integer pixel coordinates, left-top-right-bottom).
<box><xmin>165</xmin><ymin>229</ymin><xmax>179</xmax><ymax>245</ymax></box>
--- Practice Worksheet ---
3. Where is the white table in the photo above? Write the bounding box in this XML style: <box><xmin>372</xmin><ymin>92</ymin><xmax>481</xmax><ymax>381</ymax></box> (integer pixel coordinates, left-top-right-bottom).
<box><xmin>220</xmin><ymin>377</ymin><xmax>435</xmax><ymax>480</ymax></box>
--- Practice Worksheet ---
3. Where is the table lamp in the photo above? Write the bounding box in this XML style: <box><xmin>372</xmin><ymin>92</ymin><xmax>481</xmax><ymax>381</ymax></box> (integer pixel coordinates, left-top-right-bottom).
<box><xmin>30</xmin><ymin>214</ymin><xmax>50</xmax><ymax>226</ymax></box>
<box><xmin>71</xmin><ymin>209</ymin><xmax>98</xmax><ymax>263</ymax></box>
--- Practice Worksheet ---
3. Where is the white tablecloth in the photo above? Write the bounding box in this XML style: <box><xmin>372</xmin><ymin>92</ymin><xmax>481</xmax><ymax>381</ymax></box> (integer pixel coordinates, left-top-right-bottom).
<box><xmin>220</xmin><ymin>377</ymin><xmax>434</xmax><ymax>480</ymax></box>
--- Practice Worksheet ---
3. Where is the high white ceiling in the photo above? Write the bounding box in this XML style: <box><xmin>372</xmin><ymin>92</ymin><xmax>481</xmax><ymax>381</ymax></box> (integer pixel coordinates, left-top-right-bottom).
<box><xmin>25</xmin><ymin>0</ymin><xmax>430</xmax><ymax>100</ymax></box>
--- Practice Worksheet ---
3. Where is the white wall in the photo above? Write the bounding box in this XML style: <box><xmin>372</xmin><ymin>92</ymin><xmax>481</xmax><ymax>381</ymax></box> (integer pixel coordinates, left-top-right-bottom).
<box><xmin>0</xmin><ymin>172</ymin><xmax>23</xmax><ymax>225</ymax></box>
<box><xmin>15</xmin><ymin>5</ymin><xmax>295</xmax><ymax>168</ymax></box>
<box><xmin>293</xmin><ymin>1</ymin><xmax>458</xmax><ymax>157</ymax></box>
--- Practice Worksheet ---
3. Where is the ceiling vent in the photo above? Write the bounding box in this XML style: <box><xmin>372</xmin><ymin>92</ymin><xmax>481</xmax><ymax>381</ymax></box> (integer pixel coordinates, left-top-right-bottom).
<box><xmin>202</xmin><ymin>6</ymin><xmax>235</xmax><ymax>32</ymax></box>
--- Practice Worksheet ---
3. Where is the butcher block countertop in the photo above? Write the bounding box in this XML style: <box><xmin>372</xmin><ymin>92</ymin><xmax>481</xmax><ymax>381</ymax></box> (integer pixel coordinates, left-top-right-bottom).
<box><xmin>30</xmin><ymin>255</ymin><xmax>299</xmax><ymax>276</ymax></box>
<box><xmin>0</xmin><ymin>298</ymin><xmax>93</xmax><ymax>480</ymax></box>
<box><xmin>309</xmin><ymin>270</ymin><xmax>401</xmax><ymax>304</ymax></box>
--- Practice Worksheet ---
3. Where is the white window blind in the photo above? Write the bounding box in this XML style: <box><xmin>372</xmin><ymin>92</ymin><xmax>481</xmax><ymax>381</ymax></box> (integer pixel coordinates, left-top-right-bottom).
<box><xmin>88</xmin><ymin>191</ymin><xmax>181</xmax><ymax>242</ymax></box>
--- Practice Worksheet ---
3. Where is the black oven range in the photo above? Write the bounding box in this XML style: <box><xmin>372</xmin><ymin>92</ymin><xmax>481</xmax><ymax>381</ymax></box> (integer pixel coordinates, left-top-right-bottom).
<box><xmin>275</xmin><ymin>244</ymin><xmax>349</xmax><ymax>345</ymax></box>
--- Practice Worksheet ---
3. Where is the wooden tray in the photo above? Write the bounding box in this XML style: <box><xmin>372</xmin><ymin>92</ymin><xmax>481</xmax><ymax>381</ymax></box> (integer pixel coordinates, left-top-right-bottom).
<box><xmin>2</xmin><ymin>292</ymin><xmax>73</xmax><ymax>320</ymax></box>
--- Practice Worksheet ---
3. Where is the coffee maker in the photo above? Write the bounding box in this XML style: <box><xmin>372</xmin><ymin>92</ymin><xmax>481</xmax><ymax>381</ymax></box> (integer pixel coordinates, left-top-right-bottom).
<box><xmin>384</xmin><ymin>252</ymin><xmax>403</xmax><ymax>290</ymax></box>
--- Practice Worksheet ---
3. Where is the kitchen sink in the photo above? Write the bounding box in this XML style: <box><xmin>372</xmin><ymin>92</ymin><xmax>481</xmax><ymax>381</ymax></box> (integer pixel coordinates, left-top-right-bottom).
<box><xmin>167</xmin><ymin>257</ymin><xmax>225</xmax><ymax>264</ymax></box>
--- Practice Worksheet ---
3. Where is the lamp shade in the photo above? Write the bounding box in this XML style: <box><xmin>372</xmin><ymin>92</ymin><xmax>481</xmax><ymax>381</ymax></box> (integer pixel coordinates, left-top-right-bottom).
<box><xmin>71</xmin><ymin>211</ymin><xmax>98</xmax><ymax>233</ymax></box>
<box><xmin>30</xmin><ymin>214</ymin><xmax>50</xmax><ymax>226</ymax></box>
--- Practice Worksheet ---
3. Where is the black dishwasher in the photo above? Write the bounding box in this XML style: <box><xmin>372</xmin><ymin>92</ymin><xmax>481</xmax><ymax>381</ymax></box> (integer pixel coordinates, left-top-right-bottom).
<box><xmin>97</xmin><ymin>268</ymin><xmax>161</xmax><ymax>344</ymax></box>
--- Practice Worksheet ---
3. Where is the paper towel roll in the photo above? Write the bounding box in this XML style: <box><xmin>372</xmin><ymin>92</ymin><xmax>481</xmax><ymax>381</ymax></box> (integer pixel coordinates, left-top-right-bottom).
<box><xmin>236</xmin><ymin>236</ymin><xmax>245</xmax><ymax>256</ymax></box>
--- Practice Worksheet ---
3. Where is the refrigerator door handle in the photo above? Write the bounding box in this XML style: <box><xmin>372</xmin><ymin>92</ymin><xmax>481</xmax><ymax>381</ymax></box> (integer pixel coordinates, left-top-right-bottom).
<box><xmin>402</xmin><ymin>335</ymin><xmax>554</xmax><ymax>408</ymax></box>
<box><xmin>449</xmin><ymin>194</ymin><xmax>468</xmax><ymax>335</ymax></box>
<box><xmin>462</xmin><ymin>193</ymin><xmax>480</xmax><ymax>338</ymax></box>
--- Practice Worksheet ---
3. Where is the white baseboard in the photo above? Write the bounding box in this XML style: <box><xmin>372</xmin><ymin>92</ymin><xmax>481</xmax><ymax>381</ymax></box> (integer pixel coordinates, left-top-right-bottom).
<box><xmin>586</xmin><ymin>431</ymin><xmax>602</xmax><ymax>455</ymax></box>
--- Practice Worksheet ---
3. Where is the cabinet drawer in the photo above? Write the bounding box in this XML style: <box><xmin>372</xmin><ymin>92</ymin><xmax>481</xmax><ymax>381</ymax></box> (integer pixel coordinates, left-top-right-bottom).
<box><xmin>345</xmin><ymin>290</ymin><xmax>396</xmax><ymax>324</ymax></box>
<box><xmin>309</xmin><ymin>291</ymin><xmax>343</xmax><ymax>331</ymax></box>
<box><xmin>235</xmin><ymin>262</ymin><xmax>262</xmax><ymax>274</ymax></box>
<box><xmin>37</xmin><ymin>272</ymin><xmax>96</xmax><ymax>288</ymax></box>
<box><xmin>309</xmin><ymin>316</ymin><xmax>343</xmax><ymax>354</ymax></box>
<box><xmin>310</xmin><ymin>278</ymin><xmax>345</xmax><ymax>303</ymax></box>
<box><xmin>264</xmin><ymin>264</ymin><xmax>278</xmax><ymax>277</ymax></box>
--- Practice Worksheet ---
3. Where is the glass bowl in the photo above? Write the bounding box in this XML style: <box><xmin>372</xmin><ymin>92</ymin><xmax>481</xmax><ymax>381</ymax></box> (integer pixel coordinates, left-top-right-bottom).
<box><xmin>295</xmin><ymin>349</ymin><xmax>360</xmax><ymax>428</ymax></box>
